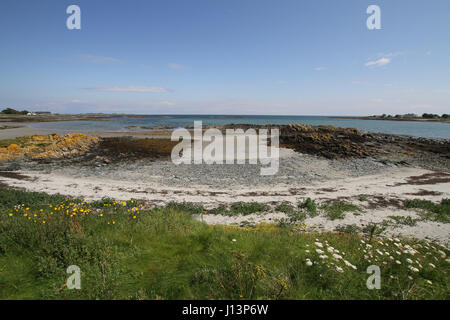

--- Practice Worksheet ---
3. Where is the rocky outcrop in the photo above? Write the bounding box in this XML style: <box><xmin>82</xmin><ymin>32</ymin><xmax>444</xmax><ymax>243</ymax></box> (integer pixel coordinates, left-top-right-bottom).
<box><xmin>279</xmin><ymin>124</ymin><xmax>381</xmax><ymax>159</ymax></box>
<box><xmin>0</xmin><ymin>134</ymin><xmax>100</xmax><ymax>162</ymax></box>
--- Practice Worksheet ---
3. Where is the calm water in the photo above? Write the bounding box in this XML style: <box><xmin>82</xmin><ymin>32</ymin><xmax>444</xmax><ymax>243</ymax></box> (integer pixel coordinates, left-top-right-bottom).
<box><xmin>28</xmin><ymin>115</ymin><xmax>450</xmax><ymax>139</ymax></box>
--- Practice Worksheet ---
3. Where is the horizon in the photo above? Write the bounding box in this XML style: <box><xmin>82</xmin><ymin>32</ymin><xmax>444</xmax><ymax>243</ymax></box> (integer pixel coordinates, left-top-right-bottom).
<box><xmin>5</xmin><ymin>111</ymin><xmax>445</xmax><ymax>117</ymax></box>
<box><xmin>1</xmin><ymin>0</ymin><xmax>449</xmax><ymax>115</ymax></box>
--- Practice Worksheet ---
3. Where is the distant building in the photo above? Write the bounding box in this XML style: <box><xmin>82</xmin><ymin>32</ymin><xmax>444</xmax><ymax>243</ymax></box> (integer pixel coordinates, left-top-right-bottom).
<box><xmin>35</xmin><ymin>111</ymin><xmax>51</xmax><ymax>115</ymax></box>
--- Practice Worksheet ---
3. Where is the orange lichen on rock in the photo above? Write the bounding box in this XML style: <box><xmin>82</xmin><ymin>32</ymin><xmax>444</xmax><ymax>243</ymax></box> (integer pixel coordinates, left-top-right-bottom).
<box><xmin>0</xmin><ymin>134</ymin><xmax>99</xmax><ymax>162</ymax></box>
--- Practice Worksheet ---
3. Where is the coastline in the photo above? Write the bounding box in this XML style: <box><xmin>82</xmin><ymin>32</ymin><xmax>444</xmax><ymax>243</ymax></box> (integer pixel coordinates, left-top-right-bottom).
<box><xmin>330</xmin><ymin>116</ymin><xmax>450</xmax><ymax>123</ymax></box>
<box><xmin>0</xmin><ymin>121</ymin><xmax>449</xmax><ymax>245</ymax></box>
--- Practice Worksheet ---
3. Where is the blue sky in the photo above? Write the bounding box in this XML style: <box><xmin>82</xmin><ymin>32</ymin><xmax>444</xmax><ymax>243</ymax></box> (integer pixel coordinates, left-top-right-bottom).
<box><xmin>0</xmin><ymin>0</ymin><xmax>449</xmax><ymax>115</ymax></box>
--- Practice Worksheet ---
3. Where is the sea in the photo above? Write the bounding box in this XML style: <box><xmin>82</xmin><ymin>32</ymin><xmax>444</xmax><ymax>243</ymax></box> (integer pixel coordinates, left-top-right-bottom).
<box><xmin>28</xmin><ymin>115</ymin><xmax>450</xmax><ymax>140</ymax></box>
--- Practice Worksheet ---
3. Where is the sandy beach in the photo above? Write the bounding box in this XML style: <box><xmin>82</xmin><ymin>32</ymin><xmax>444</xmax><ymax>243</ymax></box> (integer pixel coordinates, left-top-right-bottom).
<box><xmin>1</xmin><ymin>120</ymin><xmax>449</xmax><ymax>245</ymax></box>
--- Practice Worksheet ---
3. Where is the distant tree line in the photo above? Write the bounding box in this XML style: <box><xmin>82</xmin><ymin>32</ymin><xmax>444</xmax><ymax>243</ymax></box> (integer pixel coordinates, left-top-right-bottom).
<box><xmin>376</xmin><ymin>113</ymin><xmax>449</xmax><ymax>119</ymax></box>
<box><xmin>421</xmin><ymin>113</ymin><xmax>449</xmax><ymax>119</ymax></box>
<box><xmin>1</xmin><ymin>108</ymin><xmax>31</xmax><ymax>115</ymax></box>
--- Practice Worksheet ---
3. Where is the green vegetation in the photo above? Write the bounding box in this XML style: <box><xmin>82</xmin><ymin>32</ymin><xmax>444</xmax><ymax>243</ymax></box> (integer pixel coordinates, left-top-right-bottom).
<box><xmin>375</xmin><ymin>113</ymin><xmax>449</xmax><ymax>119</ymax></box>
<box><xmin>0</xmin><ymin>108</ymin><xmax>30</xmax><ymax>115</ymax></box>
<box><xmin>0</xmin><ymin>136</ymin><xmax>36</xmax><ymax>148</ymax></box>
<box><xmin>388</xmin><ymin>216</ymin><xmax>418</xmax><ymax>227</ymax></box>
<box><xmin>422</xmin><ymin>113</ymin><xmax>447</xmax><ymax>119</ymax></box>
<box><xmin>335</xmin><ymin>224</ymin><xmax>360</xmax><ymax>235</ymax></box>
<box><xmin>404</xmin><ymin>198</ymin><xmax>450</xmax><ymax>223</ymax></box>
<box><xmin>166</xmin><ymin>201</ymin><xmax>205</xmax><ymax>215</ymax></box>
<box><xmin>362</xmin><ymin>223</ymin><xmax>388</xmax><ymax>241</ymax></box>
<box><xmin>276</xmin><ymin>202</ymin><xmax>296</xmax><ymax>215</ymax></box>
<box><xmin>298</xmin><ymin>198</ymin><xmax>318</xmax><ymax>217</ymax></box>
<box><xmin>320</xmin><ymin>201</ymin><xmax>360</xmax><ymax>220</ymax></box>
<box><xmin>274</xmin><ymin>199</ymin><xmax>319</xmax><ymax>223</ymax></box>
<box><xmin>209</xmin><ymin>202</ymin><xmax>269</xmax><ymax>216</ymax></box>
<box><xmin>229</xmin><ymin>202</ymin><xmax>269</xmax><ymax>215</ymax></box>
<box><xmin>0</xmin><ymin>188</ymin><xmax>448</xmax><ymax>299</ymax></box>
<box><xmin>276</xmin><ymin>202</ymin><xmax>306</xmax><ymax>223</ymax></box>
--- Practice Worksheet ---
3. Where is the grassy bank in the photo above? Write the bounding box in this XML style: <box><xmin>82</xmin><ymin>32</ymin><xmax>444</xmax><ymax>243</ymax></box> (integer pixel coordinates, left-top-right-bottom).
<box><xmin>0</xmin><ymin>187</ymin><xmax>448</xmax><ymax>300</ymax></box>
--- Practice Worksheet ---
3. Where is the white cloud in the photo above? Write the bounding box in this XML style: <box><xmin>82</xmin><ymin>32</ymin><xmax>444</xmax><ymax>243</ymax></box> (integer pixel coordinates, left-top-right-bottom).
<box><xmin>315</xmin><ymin>66</ymin><xmax>326</xmax><ymax>71</ymax></box>
<box><xmin>365</xmin><ymin>52</ymin><xmax>404</xmax><ymax>68</ymax></box>
<box><xmin>364</xmin><ymin>57</ymin><xmax>391</xmax><ymax>68</ymax></box>
<box><xmin>87</xmin><ymin>86</ymin><xmax>168</xmax><ymax>93</ymax></box>
<box><xmin>377</xmin><ymin>52</ymin><xmax>403</xmax><ymax>58</ymax></box>
<box><xmin>168</xmin><ymin>63</ymin><xmax>189</xmax><ymax>70</ymax></box>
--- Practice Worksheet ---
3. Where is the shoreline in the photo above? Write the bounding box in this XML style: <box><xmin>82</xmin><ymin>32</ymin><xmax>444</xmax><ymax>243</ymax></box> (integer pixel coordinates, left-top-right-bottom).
<box><xmin>1</xmin><ymin>164</ymin><xmax>449</xmax><ymax>245</ymax></box>
<box><xmin>0</xmin><ymin>121</ymin><xmax>448</xmax><ymax>245</ymax></box>
<box><xmin>330</xmin><ymin>116</ymin><xmax>450</xmax><ymax>123</ymax></box>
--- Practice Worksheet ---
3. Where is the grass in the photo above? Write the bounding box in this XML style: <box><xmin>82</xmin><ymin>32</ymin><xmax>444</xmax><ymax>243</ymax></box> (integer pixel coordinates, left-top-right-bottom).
<box><xmin>297</xmin><ymin>198</ymin><xmax>318</xmax><ymax>217</ymax></box>
<box><xmin>404</xmin><ymin>198</ymin><xmax>450</xmax><ymax>223</ymax></box>
<box><xmin>166</xmin><ymin>201</ymin><xmax>204</xmax><ymax>215</ymax></box>
<box><xmin>321</xmin><ymin>201</ymin><xmax>360</xmax><ymax>220</ymax></box>
<box><xmin>276</xmin><ymin>202</ymin><xmax>306</xmax><ymax>223</ymax></box>
<box><xmin>275</xmin><ymin>200</ymin><xmax>320</xmax><ymax>223</ymax></box>
<box><xmin>0</xmin><ymin>187</ymin><xmax>449</xmax><ymax>299</ymax></box>
<box><xmin>209</xmin><ymin>202</ymin><xmax>269</xmax><ymax>216</ymax></box>
<box><xmin>388</xmin><ymin>216</ymin><xmax>418</xmax><ymax>227</ymax></box>
<box><xmin>335</xmin><ymin>224</ymin><xmax>360</xmax><ymax>235</ymax></box>
<box><xmin>276</xmin><ymin>203</ymin><xmax>296</xmax><ymax>215</ymax></box>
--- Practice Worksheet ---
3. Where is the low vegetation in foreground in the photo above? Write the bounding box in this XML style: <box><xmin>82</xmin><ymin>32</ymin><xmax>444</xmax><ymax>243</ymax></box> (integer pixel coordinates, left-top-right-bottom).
<box><xmin>0</xmin><ymin>187</ymin><xmax>449</xmax><ymax>300</ymax></box>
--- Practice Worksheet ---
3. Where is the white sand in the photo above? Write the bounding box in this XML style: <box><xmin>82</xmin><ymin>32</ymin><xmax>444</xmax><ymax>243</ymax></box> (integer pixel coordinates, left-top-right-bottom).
<box><xmin>1</xmin><ymin>165</ymin><xmax>449</xmax><ymax>245</ymax></box>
